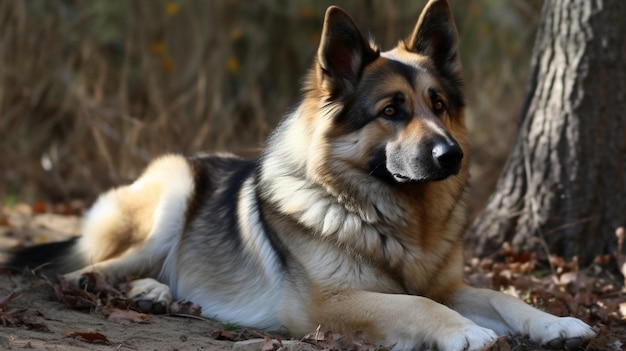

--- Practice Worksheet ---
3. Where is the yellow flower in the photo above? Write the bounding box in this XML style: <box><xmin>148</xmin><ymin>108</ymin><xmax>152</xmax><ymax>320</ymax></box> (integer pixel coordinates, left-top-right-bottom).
<box><xmin>161</xmin><ymin>57</ymin><xmax>174</xmax><ymax>73</ymax></box>
<box><xmin>230</xmin><ymin>27</ymin><xmax>243</xmax><ymax>42</ymax></box>
<box><xmin>226</xmin><ymin>56</ymin><xmax>240</xmax><ymax>74</ymax></box>
<box><xmin>150</xmin><ymin>41</ymin><xmax>166</xmax><ymax>54</ymax></box>
<box><xmin>165</xmin><ymin>2</ymin><xmax>180</xmax><ymax>16</ymax></box>
<box><xmin>297</xmin><ymin>7</ymin><xmax>318</xmax><ymax>20</ymax></box>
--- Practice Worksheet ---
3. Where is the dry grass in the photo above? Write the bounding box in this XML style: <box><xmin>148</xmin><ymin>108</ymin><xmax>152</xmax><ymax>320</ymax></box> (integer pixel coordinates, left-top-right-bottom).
<box><xmin>0</xmin><ymin>0</ymin><xmax>540</xmax><ymax>211</ymax></box>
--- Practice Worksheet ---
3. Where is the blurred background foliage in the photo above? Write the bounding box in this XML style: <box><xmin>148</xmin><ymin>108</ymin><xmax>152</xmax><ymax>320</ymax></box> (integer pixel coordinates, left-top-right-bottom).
<box><xmin>0</xmin><ymin>0</ymin><xmax>541</xmax><ymax>215</ymax></box>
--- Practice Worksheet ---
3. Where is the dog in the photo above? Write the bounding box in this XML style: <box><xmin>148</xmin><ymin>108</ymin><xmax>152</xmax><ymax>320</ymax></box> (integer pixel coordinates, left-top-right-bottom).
<box><xmin>5</xmin><ymin>1</ymin><xmax>595</xmax><ymax>350</ymax></box>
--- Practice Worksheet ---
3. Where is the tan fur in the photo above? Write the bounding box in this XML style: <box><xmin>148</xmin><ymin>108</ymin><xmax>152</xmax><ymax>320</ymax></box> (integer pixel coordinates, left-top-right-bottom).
<box><xmin>67</xmin><ymin>155</ymin><xmax>194</xmax><ymax>284</ymax></box>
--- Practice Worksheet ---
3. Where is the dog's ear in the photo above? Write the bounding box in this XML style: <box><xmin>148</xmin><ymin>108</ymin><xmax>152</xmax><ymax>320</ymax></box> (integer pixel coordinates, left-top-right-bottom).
<box><xmin>406</xmin><ymin>0</ymin><xmax>460</xmax><ymax>78</ymax></box>
<box><xmin>317</xmin><ymin>6</ymin><xmax>379</xmax><ymax>96</ymax></box>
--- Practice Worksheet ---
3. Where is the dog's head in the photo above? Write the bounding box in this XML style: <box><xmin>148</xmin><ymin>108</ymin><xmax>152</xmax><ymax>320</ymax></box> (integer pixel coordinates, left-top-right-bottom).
<box><xmin>302</xmin><ymin>0</ymin><xmax>466</xmax><ymax>188</ymax></box>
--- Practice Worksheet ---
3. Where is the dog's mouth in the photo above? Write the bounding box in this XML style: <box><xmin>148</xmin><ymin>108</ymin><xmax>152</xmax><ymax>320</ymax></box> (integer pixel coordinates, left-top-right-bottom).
<box><xmin>392</xmin><ymin>171</ymin><xmax>454</xmax><ymax>184</ymax></box>
<box><xmin>392</xmin><ymin>173</ymin><xmax>416</xmax><ymax>183</ymax></box>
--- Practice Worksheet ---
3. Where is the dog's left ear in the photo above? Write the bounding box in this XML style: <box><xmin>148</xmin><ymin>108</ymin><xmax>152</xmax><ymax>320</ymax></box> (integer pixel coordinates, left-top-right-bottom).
<box><xmin>318</xmin><ymin>6</ymin><xmax>379</xmax><ymax>96</ymax></box>
<box><xmin>407</xmin><ymin>0</ymin><xmax>460</xmax><ymax>78</ymax></box>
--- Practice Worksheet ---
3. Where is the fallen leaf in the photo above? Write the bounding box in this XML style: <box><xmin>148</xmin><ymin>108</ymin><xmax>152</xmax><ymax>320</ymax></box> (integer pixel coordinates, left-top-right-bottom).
<box><xmin>170</xmin><ymin>299</ymin><xmax>202</xmax><ymax>316</ymax></box>
<box><xmin>0</xmin><ymin>290</ymin><xmax>21</xmax><ymax>310</ymax></box>
<box><xmin>62</xmin><ymin>330</ymin><xmax>111</xmax><ymax>344</ymax></box>
<box><xmin>53</xmin><ymin>280</ymin><xmax>99</xmax><ymax>310</ymax></box>
<box><xmin>103</xmin><ymin>307</ymin><xmax>150</xmax><ymax>325</ymax></box>
<box><xmin>213</xmin><ymin>329</ymin><xmax>238</xmax><ymax>341</ymax></box>
<box><xmin>36</xmin><ymin>309</ymin><xmax>52</xmax><ymax>320</ymax></box>
<box><xmin>32</xmin><ymin>201</ymin><xmax>47</xmax><ymax>214</ymax></box>
<box><xmin>0</xmin><ymin>308</ymin><xmax>26</xmax><ymax>327</ymax></box>
<box><xmin>486</xmin><ymin>336</ymin><xmax>511</xmax><ymax>351</ymax></box>
<box><xmin>21</xmin><ymin>315</ymin><xmax>49</xmax><ymax>331</ymax></box>
<box><xmin>261</xmin><ymin>336</ymin><xmax>281</xmax><ymax>351</ymax></box>
<box><xmin>80</xmin><ymin>272</ymin><xmax>120</xmax><ymax>295</ymax></box>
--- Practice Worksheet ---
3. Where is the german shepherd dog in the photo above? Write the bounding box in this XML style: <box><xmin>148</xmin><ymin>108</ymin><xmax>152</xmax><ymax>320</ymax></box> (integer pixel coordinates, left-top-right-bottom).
<box><xmin>6</xmin><ymin>1</ymin><xmax>595</xmax><ymax>350</ymax></box>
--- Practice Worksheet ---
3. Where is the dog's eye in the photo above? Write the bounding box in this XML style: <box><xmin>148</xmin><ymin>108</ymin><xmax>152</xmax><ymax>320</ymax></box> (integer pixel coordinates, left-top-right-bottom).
<box><xmin>383</xmin><ymin>106</ymin><xmax>397</xmax><ymax>116</ymax></box>
<box><xmin>381</xmin><ymin>105</ymin><xmax>402</xmax><ymax>119</ymax></box>
<box><xmin>433</xmin><ymin>99</ymin><xmax>446</xmax><ymax>115</ymax></box>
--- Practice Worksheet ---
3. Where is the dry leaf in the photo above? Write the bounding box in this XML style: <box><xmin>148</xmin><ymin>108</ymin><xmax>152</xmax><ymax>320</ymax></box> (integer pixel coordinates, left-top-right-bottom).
<box><xmin>21</xmin><ymin>315</ymin><xmax>49</xmax><ymax>331</ymax></box>
<box><xmin>62</xmin><ymin>330</ymin><xmax>111</xmax><ymax>344</ymax></box>
<box><xmin>54</xmin><ymin>278</ymin><xmax>99</xmax><ymax>310</ymax></box>
<box><xmin>261</xmin><ymin>336</ymin><xmax>281</xmax><ymax>351</ymax></box>
<box><xmin>80</xmin><ymin>272</ymin><xmax>119</xmax><ymax>295</ymax></box>
<box><xmin>213</xmin><ymin>329</ymin><xmax>238</xmax><ymax>341</ymax></box>
<box><xmin>0</xmin><ymin>290</ymin><xmax>21</xmax><ymax>309</ymax></box>
<box><xmin>103</xmin><ymin>307</ymin><xmax>149</xmax><ymax>325</ymax></box>
<box><xmin>170</xmin><ymin>299</ymin><xmax>202</xmax><ymax>316</ymax></box>
<box><xmin>485</xmin><ymin>336</ymin><xmax>511</xmax><ymax>351</ymax></box>
<box><xmin>0</xmin><ymin>308</ymin><xmax>26</xmax><ymax>327</ymax></box>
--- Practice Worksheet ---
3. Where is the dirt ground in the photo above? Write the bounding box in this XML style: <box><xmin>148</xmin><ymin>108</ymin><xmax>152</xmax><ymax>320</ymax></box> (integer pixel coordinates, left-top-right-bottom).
<box><xmin>0</xmin><ymin>273</ymin><xmax>235</xmax><ymax>351</ymax></box>
<box><xmin>0</xmin><ymin>270</ymin><xmax>322</xmax><ymax>351</ymax></box>
<box><xmin>0</xmin><ymin>207</ymin><xmax>625</xmax><ymax>351</ymax></box>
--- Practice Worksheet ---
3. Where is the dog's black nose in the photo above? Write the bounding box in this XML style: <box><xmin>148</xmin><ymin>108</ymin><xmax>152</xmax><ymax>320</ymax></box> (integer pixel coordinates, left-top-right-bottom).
<box><xmin>432</xmin><ymin>141</ymin><xmax>463</xmax><ymax>172</ymax></box>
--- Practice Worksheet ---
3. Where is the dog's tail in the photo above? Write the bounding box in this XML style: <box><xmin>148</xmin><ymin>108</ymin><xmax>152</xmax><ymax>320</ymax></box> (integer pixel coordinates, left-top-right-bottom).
<box><xmin>1</xmin><ymin>238</ymin><xmax>85</xmax><ymax>277</ymax></box>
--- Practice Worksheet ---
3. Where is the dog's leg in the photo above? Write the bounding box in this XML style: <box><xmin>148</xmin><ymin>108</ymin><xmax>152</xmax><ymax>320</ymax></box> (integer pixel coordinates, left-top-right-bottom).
<box><xmin>62</xmin><ymin>241</ymin><xmax>174</xmax><ymax>313</ymax></box>
<box><xmin>308</xmin><ymin>290</ymin><xmax>497</xmax><ymax>351</ymax></box>
<box><xmin>63</xmin><ymin>196</ymin><xmax>184</xmax><ymax>287</ymax></box>
<box><xmin>449</xmin><ymin>285</ymin><xmax>596</xmax><ymax>348</ymax></box>
<box><xmin>62</xmin><ymin>237</ymin><xmax>166</xmax><ymax>288</ymax></box>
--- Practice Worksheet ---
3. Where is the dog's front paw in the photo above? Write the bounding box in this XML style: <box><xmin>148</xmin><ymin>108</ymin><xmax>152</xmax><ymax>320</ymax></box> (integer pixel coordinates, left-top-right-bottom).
<box><xmin>439</xmin><ymin>324</ymin><xmax>498</xmax><ymax>351</ymax></box>
<box><xmin>529</xmin><ymin>316</ymin><xmax>595</xmax><ymax>348</ymax></box>
<box><xmin>127</xmin><ymin>278</ymin><xmax>172</xmax><ymax>314</ymax></box>
<box><xmin>390</xmin><ymin>321</ymin><xmax>497</xmax><ymax>351</ymax></box>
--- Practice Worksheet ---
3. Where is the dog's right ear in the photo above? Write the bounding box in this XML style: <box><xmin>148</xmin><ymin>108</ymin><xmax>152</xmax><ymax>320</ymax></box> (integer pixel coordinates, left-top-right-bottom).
<box><xmin>317</xmin><ymin>6</ymin><xmax>379</xmax><ymax>97</ymax></box>
<box><xmin>406</xmin><ymin>0</ymin><xmax>460</xmax><ymax>79</ymax></box>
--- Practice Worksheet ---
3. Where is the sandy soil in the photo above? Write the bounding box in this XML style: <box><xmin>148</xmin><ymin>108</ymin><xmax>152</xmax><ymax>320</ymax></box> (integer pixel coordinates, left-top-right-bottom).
<box><xmin>0</xmin><ymin>272</ymin><xmax>243</xmax><ymax>351</ymax></box>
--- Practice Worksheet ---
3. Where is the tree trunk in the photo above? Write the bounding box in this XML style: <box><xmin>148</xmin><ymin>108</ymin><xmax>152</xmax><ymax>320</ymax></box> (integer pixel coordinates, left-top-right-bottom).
<box><xmin>468</xmin><ymin>0</ymin><xmax>626</xmax><ymax>266</ymax></box>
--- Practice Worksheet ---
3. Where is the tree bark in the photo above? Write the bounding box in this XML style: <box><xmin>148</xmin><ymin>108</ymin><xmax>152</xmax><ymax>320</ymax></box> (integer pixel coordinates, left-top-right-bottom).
<box><xmin>468</xmin><ymin>0</ymin><xmax>626</xmax><ymax>265</ymax></box>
